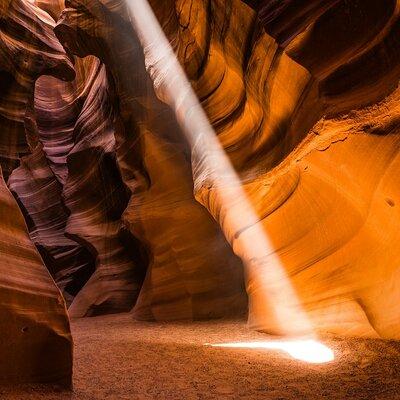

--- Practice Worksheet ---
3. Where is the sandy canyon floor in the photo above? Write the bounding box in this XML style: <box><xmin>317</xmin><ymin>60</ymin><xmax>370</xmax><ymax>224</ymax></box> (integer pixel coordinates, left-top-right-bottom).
<box><xmin>2</xmin><ymin>314</ymin><xmax>400</xmax><ymax>399</ymax></box>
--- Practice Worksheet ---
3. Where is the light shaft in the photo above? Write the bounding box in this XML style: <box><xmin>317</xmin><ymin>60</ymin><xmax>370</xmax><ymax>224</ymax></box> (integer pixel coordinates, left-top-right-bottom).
<box><xmin>127</xmin><ymin>0</ymin><xmax>314</xmax><ymax>336</ymax></box>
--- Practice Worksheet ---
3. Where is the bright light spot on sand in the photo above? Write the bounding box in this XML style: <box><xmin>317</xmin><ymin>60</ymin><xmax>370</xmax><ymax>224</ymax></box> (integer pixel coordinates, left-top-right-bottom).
<box><xmin>206</xmin><ymin>340</ymin><xmax>335</xmax><ymax>364</ymax></box>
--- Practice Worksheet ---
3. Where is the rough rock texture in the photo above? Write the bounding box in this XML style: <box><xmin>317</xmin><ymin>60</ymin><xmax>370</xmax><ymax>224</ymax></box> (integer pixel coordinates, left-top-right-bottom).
<box><xmin>0</xmin><ymin>0</ymin><xmax>73</xmax><ymax>384</ymax></box>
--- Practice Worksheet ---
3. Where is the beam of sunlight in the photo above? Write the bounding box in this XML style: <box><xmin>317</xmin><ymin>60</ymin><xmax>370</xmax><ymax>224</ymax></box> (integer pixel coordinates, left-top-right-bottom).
<box><xmin>206</xmin><ymin>340</ymin><xmax>335</xmax><ymax>364</ymax></box>
<box><xmin>127</xmin><ymin>0</ymin><xmax>326</xmax><ymax>344</ymax></box>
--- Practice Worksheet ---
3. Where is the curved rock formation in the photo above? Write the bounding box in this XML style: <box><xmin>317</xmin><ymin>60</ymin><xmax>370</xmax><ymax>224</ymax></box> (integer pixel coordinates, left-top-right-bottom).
<box><xmin>136</xmin><ymin>0</ymin><xmax>400</xmax><ymax>337</ymax></box>
<box><xmin>55</xmin><ymin>0</ymin><xmax>247</xmax><ymax>321</ymax></box>
<box><xmin>0</xmin><ymin>0</ymin><xmax>73</xmax><ymax>385</ymax></box>
<box><xmin>0</xmin><ymin>168</ymin><xmax>72</xmax><ymax>385</ymax></box>
<box><xmin>8</xmin><ymin>143</ymin><xmax>95</xmax><ymax>306</ymax></box>
<box><xmin>63</xmin><ymin>59</ymin><xmax>147</xmax><ymax>317</ymax></box>
<box><xmin>0</xmin><ymin>0</ymin><xmax>74</xmax><ymax>178</ymax></box>
<box><xmin>9</xmin><ymin>28</ymin><xmax>145</xmax><ymax>316</ymax></box>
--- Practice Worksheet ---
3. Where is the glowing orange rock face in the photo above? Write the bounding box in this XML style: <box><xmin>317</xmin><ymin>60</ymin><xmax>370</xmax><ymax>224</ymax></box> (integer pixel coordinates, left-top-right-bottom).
<box><xmin>134</xmin><ymin>0</ymin><xmax>400</xmax><ymax>337</ymax></box>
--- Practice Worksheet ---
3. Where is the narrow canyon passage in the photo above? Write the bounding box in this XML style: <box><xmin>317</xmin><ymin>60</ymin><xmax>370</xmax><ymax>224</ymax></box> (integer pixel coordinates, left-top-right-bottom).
<box><xmin>2</xmin><ymin>0</ymin><xmax>400</xmax><ymax>398</ymax></box>
<box><xmin>2</xmin><ymin>314</ymin><xmax>400</xmax><ymax>400</ymax></box>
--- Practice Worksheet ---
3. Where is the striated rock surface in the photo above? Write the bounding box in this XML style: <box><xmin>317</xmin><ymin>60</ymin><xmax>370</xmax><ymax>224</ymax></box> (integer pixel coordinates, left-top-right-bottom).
<box><xmin>0</xmin><ymin>0</ymin><xmax>74</xmax><ymax>178</ymax></box>
<box><xmin>8</xmin><ymin>56</ymin><xmax>100</xmax><ymax>307</ymax></box>
<box><xmin>8</xmin><ymin>143</ymin><xmax>96</xmax><ymax>306</ymax></box>
<box><xmin>55</xmin><ymin>0</ymin><xmax>247</xmax><ymax>320</ymax></box>
<box><xmin>0</xmin><ymin>0</ymin><xmax>73</xmax><ymax>385</ymax></box>
<box><xmin>62</xmin><ymin>59</ymin><xmax>147</xmax><ymax>317</ymax></box>
<box><xmin>0</xmin><ymin>167</ymin><xmax>72</xmax><ymax>385</ymax></box>
<box><xmin>8</xmin><ymin>23</ymin><xmax>145</xmax><ymax>316</ymax></box>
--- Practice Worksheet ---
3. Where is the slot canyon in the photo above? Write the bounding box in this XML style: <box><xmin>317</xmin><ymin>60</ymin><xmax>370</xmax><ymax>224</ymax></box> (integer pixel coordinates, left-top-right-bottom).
<box><xmin>1</xmin><ymin>0</ymin><xmax>400</xmax><ymax>398</ymax></box>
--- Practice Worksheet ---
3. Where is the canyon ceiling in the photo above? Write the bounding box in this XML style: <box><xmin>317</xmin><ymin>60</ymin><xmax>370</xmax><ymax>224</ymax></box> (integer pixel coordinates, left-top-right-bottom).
<box><xmin>1</xmin><ymin>0</ymin><xmax>400</xmax><ymax>386</ymax></box>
